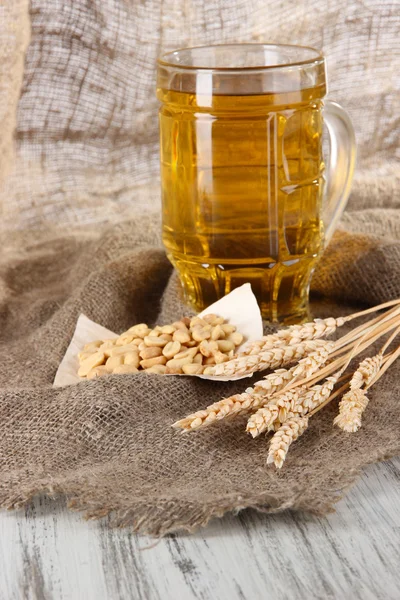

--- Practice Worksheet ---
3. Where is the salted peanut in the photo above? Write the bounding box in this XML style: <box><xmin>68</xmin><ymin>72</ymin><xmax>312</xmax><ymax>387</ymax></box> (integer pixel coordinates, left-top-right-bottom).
<box><xmin>148</xmin><ymin>329</ymin><xmax>160</xmax><ymax>337</ymax></box>
<box><xmin>190</xmin><ymin>316</ymin><xmax>209</xmax><ymax>329</ymax></box>
<box><xmin>131</xmin><ymin>337</ymin><xmax>143</xmax><ymax>346</ymax></box>
<box><xmin>163</xmin><ymin>341</ymin><xmax>181</xmax><ymax>359</ymax></box>
<box><xmin>127</xmin><ymin>323</ymin><xmax>150</xmax><ymax>338</ymax></box>
<box><xmin>173</xmin><ymin>329</ymin><xmax>191</xmax><ymax>344</ymax></box>
<box><xmin>228</xmin><ymin>332</ymin><xmax>244</xmax><ymax>346</ymax></box>
<box><xmin>199</xmin><ymin>339</ymin><xmax>218</xmax><ymax>357</ymax></box>
<box><xmin>111</xmin><ymin>343</ymin><xmax>139</xmax><ymax>357</ymax></box>
<box><xmin>172</xmin><ymin>321</ymin><xmax>189</xmax><ymax>332</ymax></box>
<box><xmin>83</xmin><ymin>340</ymin><xmax>103</xmax><ymax>352</ymax></box>
<box><xmin>221</xmin><ymin>324</ymin><xmax>236</xmax><ymax>334</ymax></box>
<box><xmin>181</xmin><ymin>317</ymin><xmax>191</xmax><ymax>327</ymax></box>
<box><xmin>204</xmin><ymin>356</ymin><xmax>216</xmax><ymax>365</ymax></box>
<box><xmin>193</xmin><ymin>353</ymin><xmax>203</xmax><ymax>365</ymax></box>
<box><xmin>165</xmin><ymin>366</ymin><xmax>183</xmax><ymax>374</ymax></box>
<box><xmin>203</xmin><ymin>366</ymin><xmax>215</xmax><ymax>375</ymax></box>
<box><xmin>166</xmin><ymin>356</ymin><xmax>193</xmax><ymax>369</ymax></box>
<box><xmin>213</xmin><ymin>350</ymin><xmax>230</xmax><ymax>364</ymax></box>
<box><xmin>87</xmin><ymin>366</ymin><xmax>110</xmax><ymax>379</ymax></box>
<box><xmin>138</xmin><ymin>341</ymin><xmax>146</xmax><ymax>351</ymax></box>
<box><xmin>116</xmin><ymin>333</ymin><xmax>135</xmax><ymax>346</ymax></box>
<box><xmin>160</xmin><ymin>325</ymin><xmax>176</xmax><ymax>335</ymax></box>
<box><xmin>78</xmin><ymin>351</ymin><xmax>95</xmax><ymax>362</ymax></box>
<box><xmin>174</xmin><ymin>347</ymin><xmax>198</xmax><ymax>360</ymax></box>
<box><xmin>192</xmin><ymin>326</ymin><xmax>211</xmax><ymax>342</ymax></box>
<box><xmin>99</xmin><ymin>340</ymin><xmax>117</xmax><ymax>357</ymax></box>
<box><xmin>203</xmin><ymin>314</ymin><xmax>224</xmax><ymax>325</ymax></box>
<box><xmin>144</xmin><ymin>335</ymin><xmax>169</xmax><ymax>347</ymax></box>
<box><xmin>140</xmin><ymin>346</ymin><xmax>162</xmax><ymax>360</ymax></box>
<box><xmin>185</xmin><ymin>340</ymin><xmax>198</xmax><ymax>347</ymax></box>
<box><xmin>124</xmin><ymin>351</ymin><xmax>140</xmax><ymax>368</ymax></box>
<box><xmin>159</xmin><ymin>333</ymin><xmax>173</xmax><ymax>343</ymax></box>
<box><xmin>145</xmin><ymin>365</ymin><xmax>167</xmax><ymax>374</ymax></box>
<box><xmin>112</xmin><ymin>365</ymin><xmax>139</xmax><ymax>375</ymax></box>
<box><xmin>182</xmin><ymin>364</ymin><xmax>204</xmax><ymax>375</ymax></box>
<box><xmin>106</xmin><ymin>355</ymin><xmax>124</xmax><ymax>370</ymax></box>
<box><xmin>217</xmin><ymin>339</ymin><xmax>235</xmax><ymax>353</ymax></box>
<box><xmin>211</xmin><ymin>324</ymin><xmax>225</xmax><ymax>340</ymax></box>
<box><xmin>78</xmin><ymin>352</ymin><xmax>106</xmax><ymax>377</ymax></box>
<box><xmin>140</xmin><ymin>355</ymin><xmax>167</xmax><ymax>369</ymax></box>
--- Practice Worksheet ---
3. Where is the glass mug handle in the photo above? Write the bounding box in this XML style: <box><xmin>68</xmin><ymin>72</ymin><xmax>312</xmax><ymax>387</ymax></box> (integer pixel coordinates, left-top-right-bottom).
<box><xmin>322</xmin><ymin>100</ymin><xmax>357</xmax><ymax>242</ymax></box>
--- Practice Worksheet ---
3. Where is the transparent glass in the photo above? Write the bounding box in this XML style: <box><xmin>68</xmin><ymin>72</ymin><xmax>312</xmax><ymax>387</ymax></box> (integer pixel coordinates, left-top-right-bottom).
<box><xmin>157</xmin><ymin>44</ymin><xmax>356</xmax><ymax>323</ymax></box>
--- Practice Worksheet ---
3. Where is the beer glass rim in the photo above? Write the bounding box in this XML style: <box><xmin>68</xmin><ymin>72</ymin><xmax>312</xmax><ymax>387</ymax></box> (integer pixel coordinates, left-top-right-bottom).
<box><xmin>158</xmin><ymin>43</ymin><xmax>324</xmax><ymax>72</ymax></box>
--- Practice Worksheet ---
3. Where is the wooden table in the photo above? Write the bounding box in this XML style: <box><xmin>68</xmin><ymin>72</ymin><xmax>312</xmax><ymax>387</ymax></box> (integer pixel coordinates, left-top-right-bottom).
<box><xmin>1</xmin><ymin>457</ymin><xmax>399</xmax><ymax>600</ymax></box>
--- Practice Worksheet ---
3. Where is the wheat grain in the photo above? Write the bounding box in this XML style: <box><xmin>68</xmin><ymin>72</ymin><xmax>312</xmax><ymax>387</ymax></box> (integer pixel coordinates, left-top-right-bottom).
<box><xmin>333</xmin><ymin>389</ymin><xmax>369</xmax><ymax>432</ymax></box>
<box><xmin>246</xmin><ymin>406</ymin><xmax>280</xmax><ymax>438</ymax></box>
<box><xmin>267</xmin><ymin>416</ymin><xmax>309</xmax><ymax>468</ymax></box>
<box><xmin>350</xmin><ymin>354</ymin><xmax>383</xmax><ymax>390</ymax></box>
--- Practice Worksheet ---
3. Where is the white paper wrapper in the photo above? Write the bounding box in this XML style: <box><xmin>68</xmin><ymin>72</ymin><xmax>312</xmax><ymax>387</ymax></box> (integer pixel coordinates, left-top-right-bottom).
<box><xmin>53</xmin><ymin>283</ymin><xmax>263</xmax><ymax>387</ymax></box>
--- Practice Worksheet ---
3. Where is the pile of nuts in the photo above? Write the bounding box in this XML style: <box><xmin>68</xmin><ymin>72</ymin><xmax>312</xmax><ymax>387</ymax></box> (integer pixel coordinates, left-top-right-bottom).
<box><xmin>77</xmin><ymin>314</ymin><xmax>245</xmax><ymax>379</ymax></box>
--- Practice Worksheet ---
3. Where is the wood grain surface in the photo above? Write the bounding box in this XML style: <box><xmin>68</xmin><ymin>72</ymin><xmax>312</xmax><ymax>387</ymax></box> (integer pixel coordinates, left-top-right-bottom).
<box><xmin>1</xmin><ymin>457</ymin><xmax>399</xmax><ymax>600</ymax></box>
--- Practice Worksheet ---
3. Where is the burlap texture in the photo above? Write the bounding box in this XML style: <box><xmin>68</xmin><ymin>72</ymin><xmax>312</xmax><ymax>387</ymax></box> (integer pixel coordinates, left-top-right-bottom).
<box><xmin>0</xmin><ymin>1</ymin><xmax>399</xmax><ymax>534</ymax></box>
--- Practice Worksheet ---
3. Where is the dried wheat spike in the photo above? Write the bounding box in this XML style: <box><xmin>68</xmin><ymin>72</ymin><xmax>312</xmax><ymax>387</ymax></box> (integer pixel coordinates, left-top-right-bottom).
<box><xmin>246</xmin><ymin>405</ymin><xmax>280</xmax><ymax>438</ymax></box>
<box><xmin>350</xmin><ymin>354</ymin><xmax>383</xmax><ymax>390</ymax></box>
<box><xmin>267</xmin><ymin>416</ymin><xmax>309</xmax><ymax>468</ymax></box>
<box><xmin>239</xmin><ymin>317</ymin><xmax>345</xmax><ymax>356</ymax></box>
<box><xmin>209</xmin><ymin>339</ymin><xmax>329</xmax><ymax>377</ymax></box>
<box><xmin>334</xmin><ymin>389</ymin><xmax>369</xmax><ymax>432</ymax></box>
<box><xmin>246</xmin><ymin>388</ymin><xmax>301</xmax><ymax>437</ymax></box>
<box><xmin>173</xmin><ymin>368</ymin><xmax>295</xmax><ymax>431</ymax></box>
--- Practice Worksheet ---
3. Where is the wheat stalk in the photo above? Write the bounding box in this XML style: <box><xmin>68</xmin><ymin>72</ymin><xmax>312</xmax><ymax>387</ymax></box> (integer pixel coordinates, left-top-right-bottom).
<box><xmin>333</xmin><ymin>388</ymin><xmax>369</xmax><ymax>432</ymax></box>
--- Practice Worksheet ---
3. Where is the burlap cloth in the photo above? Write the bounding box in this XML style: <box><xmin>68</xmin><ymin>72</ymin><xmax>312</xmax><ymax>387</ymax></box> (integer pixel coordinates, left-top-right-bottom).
<box><xmin>0</xmin><ymin>1</ymin><xmax>399</xmax><ymax>535</ymax></box>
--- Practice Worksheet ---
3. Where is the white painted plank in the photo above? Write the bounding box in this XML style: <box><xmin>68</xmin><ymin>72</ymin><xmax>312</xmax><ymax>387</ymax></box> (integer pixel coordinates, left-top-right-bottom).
<box><xmin>1</xmin><ymin>458</ymin><xmax>399</xmax><ymax>600</ymax></box>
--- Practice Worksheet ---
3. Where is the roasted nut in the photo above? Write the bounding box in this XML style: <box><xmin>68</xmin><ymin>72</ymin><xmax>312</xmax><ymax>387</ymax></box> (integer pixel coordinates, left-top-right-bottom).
<box><xmin>166</xmin><ymin>356</ymin><xmax>193</xmax><ymax>369</ymax></box>
<box><xmin>211</xmin><ymin>324</ymin><xmax>225</xmax><ymax>340</ymax></box>
<box><xmin>139</xmin><ymin>346</ymin><xmax>162</xmax><ymax>360</ymax></box>
<box><xmin>174</xmin><ymin>347</ymin><xmax>198</xmax><ymax>360</ymax></box>
<box><xmin>116</xmin><ymin>333</ymin><xmax>135</xmax><ymax>346</ymax></box>
<box><xmin>221</xmin><ymin>324</ymin><xmax>236</xmax><ymax>334</ymax></box>
<box><xmin>199</xmin><ymin>339</ymin><xmax>218</xmax><ymax>357</ymax></box>
<box><xmin>99</xmin><ymin>340</ymin><xmax>117</xmax><ymax>357</ymax></box>
<box><xmin>111</xmin><ymin>343</ymin><xmax>139</xmax><ymax>356</ymax></box>
<box><xmin>191</xmin><ymin>327</ymin><xmax>211</xmax><ymax>342</ymax></box>
<box><xmin>172</xmin><ymin>321</ymin><xmax>189</xmax><ymax>332</ymax></box>
<box><xmin>193</xmin><ymin>353</ymin><xmax>203</xmax><ymax>364</ymax></box>
<box><xmin>184</xmin><ymin>340</ymin><xmax>198</xmax><ymax>347</ymax></box>
<box><xmin>159</xmin><ymin>333</ymin><xmax>173</xmax><ymax>343</ymax></box>
<box><xmin>165</xmin><ymin>366</ymin><xmax>183</xmax><ymax>374</ymax></box>
<box><xmin>145</xmin><ymin>365</ymin><xmax>167</xmax><ymax>374</ymax></box>
<box><xmin>182</xmin><ymin>364</ymin><xmax>204</xmax><ymax>375</ymax></box>
<box><xmin>173</xmin><ymin>329</ymin><xmax>191</xmax><ymax>344</ymax></box>
<box><xmin>124</xmin><ymin>351</ymin><xmax>140</xmax><ymax>368</ymax></box>
<box><xmin>213</xmin><ymin>350</ymin><xmax>229</xmax><ymax>364</ymax></box>
<box><xmin>204</xmin><ymin>356</ymin><xmax>216</xmax><ymax>365</ymax></box>
<box><xmin>217</xmin><ymin>339</ymin><xmax>235</xmax><ymax>353</ymax></box>
<box><xmin>106</xmin><ymin>355</ymin><xmax>124</xmax><ymax>370</ymax></box>
<box><xmin>78</xmin><ymin>351</ymin><xmax>95</xmax><ymax>362</ymax></box>
<box><xmin>127</xmin><ymin>323</ymin><xmax>150</xmax><ymax>338</ymax></box>
<box><xmin>112</xmin><ymin>365</ymin><xmax>139</xmax><ymax>375</ymax></box>
<box><xmin>228</xmin><ymin>332</ymin><xmax>244</xmax><ymax>346</ymax></box>
<box><xmin>162</xmin><ymin>341</ymin><xmax>181</xmax><ymax>359</ymax></box>
<box><xmin>83</xmin><ymin>340</ymin><xmax>103</xmax><ymax>352</ymax></box>
<box><xmin>147</xmin><ymin>329</ymin><xmax>160</xmax><ymax>337</ymax></box>
<box><xmin>140</xmin><ymin>356</ymin><xmax>167</xmax><ymax>369</ymax></box>
<box><xmin>160</xmin><ymin>325</ymin><xmax>176</xmax><ymax>335</ymax></box>
<box><xmin>144</xmin><ymin>335</ymin><xmax>169</xmax><ymax>347</ymax></box>
<box><xmin>132</xmin><ymin>337</ymin><xmax>144</xmax><ymax>346</ymax></box>
<box><xmin>181</xmin><ymin>317</ymin><xmax>191</xmax><ymax>327</ymax></box>
<box><xmin>203</xmin><ymin>314</ymin><xmax>224</xmax><ymax>325</ymax></box>
<box><xmin>203</xmin><ymin>366</ymin><xmax>215</xmax><ymax>375</ymax></box>
<box><xmin>190</xmin><ymin>316</ymin><xmax>208</xmax><ymax>329</ymax></box>
<box><xmin>78</xmin><ymin>352</ymin><xmax>106</xmax><ymax>377</ymax></box>
<box><xmin>86</xmin><ymin>366</ymin><xmax>110</xmax><ymax>379</ymax></box>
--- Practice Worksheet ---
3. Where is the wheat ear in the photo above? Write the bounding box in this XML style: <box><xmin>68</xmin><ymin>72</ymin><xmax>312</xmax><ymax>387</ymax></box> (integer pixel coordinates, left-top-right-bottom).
<box><xmin>267</xmin><ymin>416</ymin><xmax>309</xmax><ymax>468</ymax></box>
